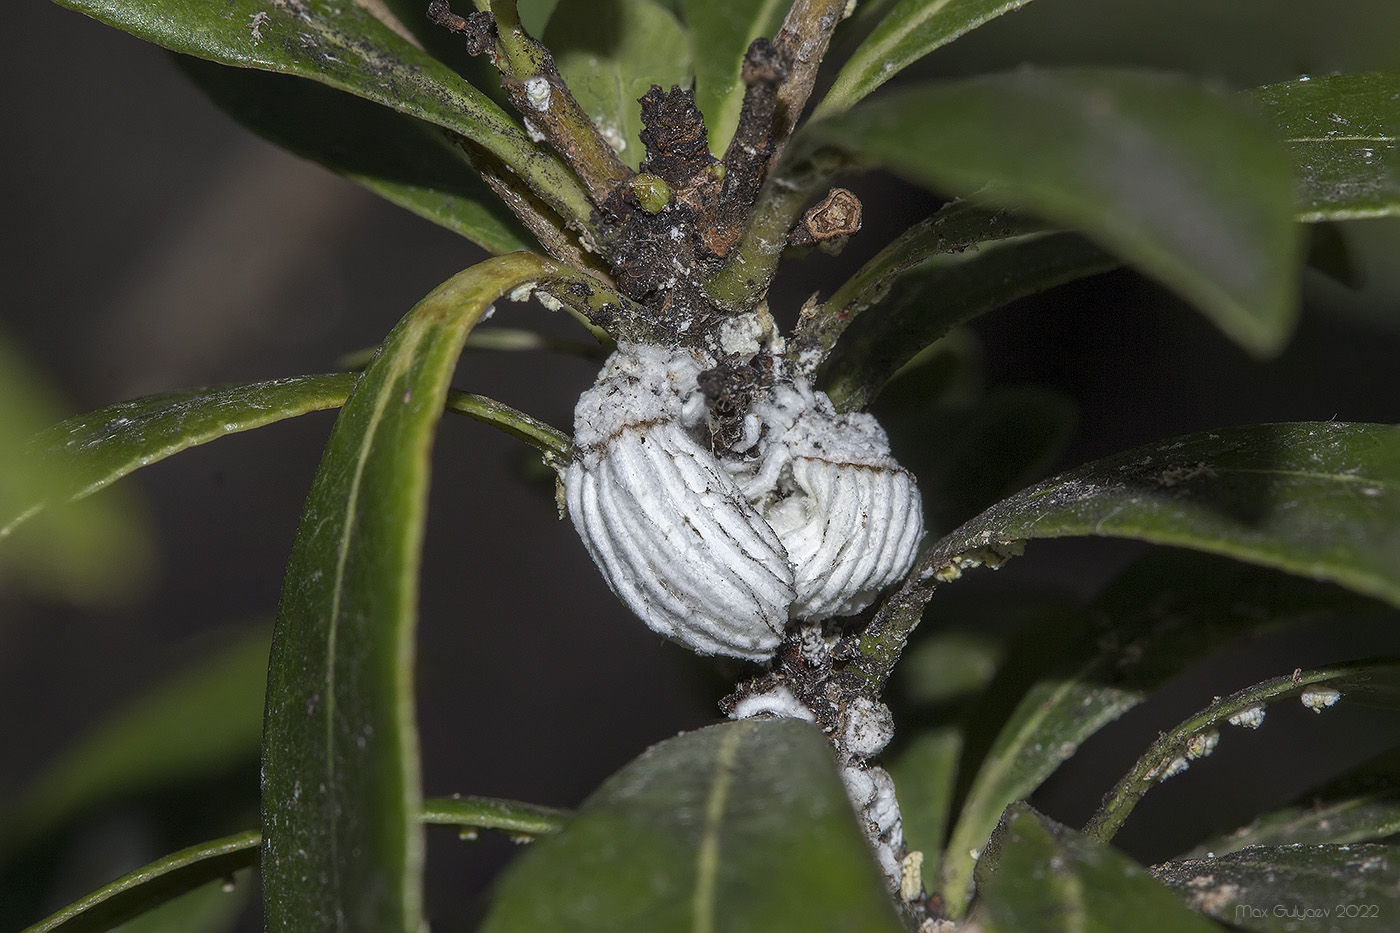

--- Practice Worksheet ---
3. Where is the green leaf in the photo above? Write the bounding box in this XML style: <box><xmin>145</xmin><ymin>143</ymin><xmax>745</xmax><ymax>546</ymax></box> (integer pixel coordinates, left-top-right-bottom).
<box><xmin>925</xmin><ymin>422</ymin><xmax>1400</xmax><ymax>608</ymax></box>
<box><xmin>809</xmin><ymin>69</ymin><xmax>1302</xmax><ymax>356</ymax></box>
<box><xmin>114</xmin><ymin>872</ymin><xmax>252</xmax><ymax>933</ymax></box>
<box><xmin>422</xmin><ymin>795</ymin><xmax>569</xmax><ymax>838</ymax></box>
<box><xmin>49</xmin><ymin>0</ymin><xmax>594</xmax><ymax>228</ymax></box>
<box><xmin>807</xmin><ymin>201</ymin><xmax>1119</xmax><ymax>411</ymax></box>
<box><xmin>1153</xmin><ymin>844</ymin><xmax>1400</xmax><ymax>932</ymax></box>
<box><xmin>682</xmin><ymin>0</ymin><xmax>788</xmax><ymax>154</ymax></box>
<box><xmin>1185</xmin><ymin>796</ymin><xmax>1400</xmax><ymax>860</ymax></box>
<box><xmin>938</xmin><ymin>550</ymin><xmax>1384</xmax><ymax>917</ymax></box>
<box><xmin>1248</xmin><ymin>72</ymin><xmax>1400</xmax><ymax>222</ymax></box>
<box><xmin>18</xmin><ymin>832</ymin><xmax>259</xmax><ymax>933</ymax></box>
<box><xmin>972</xmin><ymin>803</ymin><xmax>1219</xmax><ymax>931</ymax></box>
<box><xmin>14</xmin><ymin>792</ymin><xmax>565</xmax><ymax>933</ymax></box>
<box><xmin>1086</xmin><ymin>659</ymin><xmax>1400</xmax><ymax>843</ymax></box>
<box><xmin>821</xmin><ymin>233</ymin><xmax>1114</xmax><ymax>411</ymax></box>
<box><xmin>817</xmin><ymin>0</ymin><xmax>1039</xmax><ymax>117</ymax></box>
<box><xmin>1180</xmin><ymin>738</ymin><xmax>1400</xmax><ymax>861</ymax></box>
<box><xmin>544</xmin><ymin>0</ymin><xmax>692</xmax><ymax>168</ymax></box>
<box><xmin>0</xmin><ymin>626</ymin><xmax>271</xmax><ymax>859</ymax></box>
<box><xmin>480</xmin><ymin>719</ymin><xmax>904</xmax><ymax>933</ymax></box>
<box><xmin>898</xmin><ymin>630</ymin><xmax>1002</xmax><ymax>707</ymax></box>
<box><xmin>889</xmin><ymin>728</ymin><xmax>961</xmax><ymax>882</ymax></box>
<box><xmin>175</xmin><ymin>56</ymin><xmax>534</xmax><ymax>254</ymax></box>
<box><xmin>261</xmin><ymin>254</ymin><xmax>567</xmax><ymax>932</ymax></box>
<box><xmin>2</xmin><ymin>374</ymin><xmax>355</xmax><ymax>544</ymax></box>
<box><xmin>2</xmin><ymin>373</ymin><xmax>571</xmax><ymax>549</ymax></box>
<box><xmin>0</xmin><ymin>333</ymin><xmax>150</xmax><ymax>603</ymax></box>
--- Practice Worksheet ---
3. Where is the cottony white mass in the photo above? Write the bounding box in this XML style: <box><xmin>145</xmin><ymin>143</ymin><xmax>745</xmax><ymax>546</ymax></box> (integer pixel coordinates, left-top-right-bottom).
<box><xmin>564</xmin><ymin>342</ymin><xmax>924</xmax><ymax>660</ymax></box>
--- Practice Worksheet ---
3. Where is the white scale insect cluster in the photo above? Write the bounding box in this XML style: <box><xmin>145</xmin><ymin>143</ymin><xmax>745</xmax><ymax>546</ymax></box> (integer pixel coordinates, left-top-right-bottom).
<box><xmin>564</xmin><ymin>341</ymin><xmax>924</xmax><ymax>661</ymax></box>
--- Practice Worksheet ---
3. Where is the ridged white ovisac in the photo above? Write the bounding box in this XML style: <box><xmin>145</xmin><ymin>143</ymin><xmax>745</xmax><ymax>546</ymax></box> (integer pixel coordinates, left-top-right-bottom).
<box><xmin>565</xmin><ymin>343</ymin><xmax>923</xmax><ymax>661</ymax></box>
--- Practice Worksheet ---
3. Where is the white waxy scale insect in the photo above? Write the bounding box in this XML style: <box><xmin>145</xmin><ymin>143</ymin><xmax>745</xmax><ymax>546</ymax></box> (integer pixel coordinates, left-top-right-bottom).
<box><xmin>565</xmin><ymin>343</ymin><xmax>924</xmax><ymax>660</ymax></box>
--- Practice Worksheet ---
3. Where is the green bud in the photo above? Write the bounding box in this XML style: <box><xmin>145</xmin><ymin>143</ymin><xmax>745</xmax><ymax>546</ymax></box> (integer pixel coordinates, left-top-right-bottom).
<box><xmin>629</xmin><ymin>174</ymin><xmax>671</xmax><ymax>213</ymax></box>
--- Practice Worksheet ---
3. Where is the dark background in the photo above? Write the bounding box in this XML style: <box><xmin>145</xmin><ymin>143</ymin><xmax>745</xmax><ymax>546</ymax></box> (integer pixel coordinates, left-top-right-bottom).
<box><xmin>3</xmin><ymin>1</ymin><xmax>1399</xmax><ymax>930</ymax></box>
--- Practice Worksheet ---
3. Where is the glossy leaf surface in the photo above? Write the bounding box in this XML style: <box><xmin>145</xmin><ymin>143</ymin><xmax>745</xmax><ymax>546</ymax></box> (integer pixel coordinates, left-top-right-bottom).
<box><xmin>1087</xmin><ymin>659</ymin><xmax>1400</xmax><ymax>841</ymax></box>
<box><xmin>545</xmin><ymin>0</ymin><xmax>692</xmax><ymax>168</ymax></box>
<box><xmin>817</xmin><ymin>221</ymin><xmax>1115</xmax><ymax>412</ymax></box>
<box><xmin>683</xmin><ymin>0</ymin><xmax>788</xmax><ymax>153</ymax></box>
<box><xmin>49</xmin><ymin>0</ymin><xmax>592</xmax><ymax>226</ymax></box>
<box><xmin>422</xmin><ymin>795</ymin><xmax>569</xmax><ymax>838</ymax></box>
<box><xmin>1249</xmin><ymin>72</ymin><xmax>1400</xmax><ymax>221</ymax></box>
<box><xmin>1185</xmin><ymin>796</ymin><xmax>1400</xmax><ymax>859</ymax></box>
<box><xmin>811</xmin><ymin>69</ymin><xmax>1301</xmax><ymax>356</ymax></box>
<box><xmin>972</xmin><ymin>804</ymin><xmax>1218</xmax><ymax>931</ymax></box>
<box><xmin>20</xmin><ymin>833</ymin><xmax>259</xmax><ymax>933</ymax></box>
<box><xmin>262</xmin><ymin>254</ymin><xmax>565</xmax><ymax>932</ymax></box>
<box><xmin>176</xmin><ymin>57</ymin><xmax>533</xmax><ymax>253</ymax></box>
<box><xmin>939</xmin><ymin>551</ymin><xmax>1383</xmax><ymax>915</ymax></box>
<box><xmin>925</xmin><ymin>422</ymin><xmax>1400</xmax><ymax>607</ymax></box>
<box><xmin>1</xmin><ymin>373</ymin><xmax>570</xmax><ymax>550</ymax></box>
<box><xmin>1154</xmin><ymin>844</ymin><xmax>1400</xmax><ymax>932</ymax></box>
<box><xmin>481</xmin><ymin>719</ymin><xmax>903</xmax><ymax>933</ymax></box>
<box><xmin>2</xmin><ymin>374</ymin><xmax>354</xmax><ymax>543</ymax></box>
<box><xmin>818</xmin><ymin>0</ymin><xmax>1039</xmax><ymax>116</ymax></box>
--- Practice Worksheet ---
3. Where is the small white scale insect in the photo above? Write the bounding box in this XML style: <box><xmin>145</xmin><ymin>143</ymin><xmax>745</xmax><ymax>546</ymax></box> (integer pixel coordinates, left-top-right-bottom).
<box><xmin>564</xmin><ymin>339</ymin><xmax>923</xmax><ymax>660</ymax></box>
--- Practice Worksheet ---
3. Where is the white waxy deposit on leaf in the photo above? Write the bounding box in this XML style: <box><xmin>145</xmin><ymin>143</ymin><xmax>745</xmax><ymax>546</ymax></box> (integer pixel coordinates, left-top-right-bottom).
<box><xmin>564</xmin><ymin>341</ymin><xmax>923</xmax><ymax>660</ymax></box>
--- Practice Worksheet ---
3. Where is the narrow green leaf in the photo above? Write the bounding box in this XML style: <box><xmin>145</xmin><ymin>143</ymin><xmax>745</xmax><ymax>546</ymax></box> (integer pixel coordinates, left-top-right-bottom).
<box><xmin>1186</xmin><ymin>745</ymin><xmax>1400</xmax><ymax>856</ymax></box>
<box><xmin>422</xmin><ymin>795</ymin><xmax>569</xmax><ymax>838</ymax></box>
<box><xmin>925</xmin><ymin>422</ymin><xmax>1400</xmax><ymax>608</ymax></box>
<box><xmin>972</xmin><ymin>803</ymin><xmax>1219</xmax><ymax>931</ymax></box>
<box><xmin>115</xmin><ymin>872</ymin><xmax>252</xmax><ymax>933</ymax></box>
<box><xmin>809</xmin><ymin>69</ymin><xmax>1302</xmax><ymax>356</ymax></box>
<box><xmin>898</xmin><ymin>630</ymin><xmax>1002</xmax><ymax>707</ymax></box>
<box><xmin>2</xmin><ymin>373</ymin><xmax>571</xmax><ymax>548</ymax></box>
<box><xmin>481</xmin><ymin>719</ymin><xmax>904</xmax><ymax>933</ymax></box>
<box><xmin>820</xmin><ymin>233</ymin><xmax>1113</xmax><ymax>412</ymax></box>
<box><xmin>1153</xmin><ymin>844</ymin><xmax>1400</xmax><ymax>932</ymax></box>
<box><xmin>1086</xmin><ymin>659</ymin><xmax>1400</xmax><ymax>843</ymax></box>
<box><xmin>817</xmin><ymin>0</ymin><xmax>1039</xmax><ymax>117</ymax></box>
<box><xmin>261</xmin><ymin>253</ymin><xmax>567</xmax><ymax>933</ymax></box>
<box><xmin>14</xmin><ymin>793</ymin><xmax>565</xmax><ymax>933</ymax></box>
<box><xmin>544</xmin><ymin>0</ymin><xmax>692</xmax><ymax>168</ymax></box>
<box><xmin>939</xmin><ymin>550</ymin><xmax>1383</xmax><ymax>917</ymax></box>
<box><xmin>889</xmin><ymin>728</ymin><xmax>961</xmax><ymax>882</ymax></box>
<box><xmin>19</xmin><ymin>832</ymin><xmax>259</xmax><ymax>933</ymax></box>
<box><xmin>1</xmin><ymin>626</ymin><xmax>270</xmax><ymax>859</ymax></box>
<box><xmin>445</xmin><ymin>390</ymin><xmax>572</xmax><ymax>462</ymax></box>
<box><xmin>49</xmin><ymin>0</ymin><xmax>594</xmax><ymax>228</ymax></box>
<box><xmin>682</xmin><ymin>0</ymin><xmax>788</xmax><ymax>154</ymax></box>
<box><xmin>1185</xmin><ymin>796</ymin><xmax>1400</xmax><ymax>860</ymax></box>
<box><xmin>0</xmin><ymin>333</ymin><xmax>150</xmax><ymax>602</ymax></box>
<box><xmin>2</xmin><ymin>374</ymin><xmax>355</xmax><ymax>544</ymax></box>
<box><xmin>175</xmin><ymin>56</ymin><xmax>534</xmax><ymax>254</ymax></box>
<box><xmin>1248</xmin><ymin>72</ymin><xmax>1400</xmax><ymax>221</ymax></box>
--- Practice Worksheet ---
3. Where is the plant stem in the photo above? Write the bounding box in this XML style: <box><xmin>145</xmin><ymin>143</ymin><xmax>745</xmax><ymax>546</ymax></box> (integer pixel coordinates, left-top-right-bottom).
<box><xmin>770</xmin><ymin>0</ymin><xmax>849</xmax><ymax>163</ymax></box>
<box><xmin>486</xmin><ymin>0</ymin><xmax>633</xmax><ymax>206</ymax></box>
<box><xmin>704</xmin><ymin>146</ymin><xmax>849</xmax><ymax>312</ymax></box>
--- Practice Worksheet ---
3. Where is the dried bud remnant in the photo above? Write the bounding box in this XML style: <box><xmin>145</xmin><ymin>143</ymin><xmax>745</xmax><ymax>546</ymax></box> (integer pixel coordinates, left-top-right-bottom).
<box><xmin>791</xmin><ymin>187</ymin><xmax>862</xmax><ymax>245</ymax></box>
